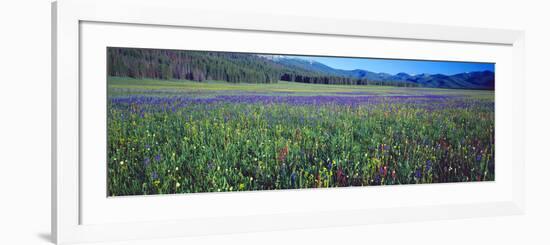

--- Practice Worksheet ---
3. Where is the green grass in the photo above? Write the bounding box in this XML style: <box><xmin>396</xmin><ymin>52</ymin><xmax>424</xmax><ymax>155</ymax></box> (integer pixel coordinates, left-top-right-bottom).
<box><xmin>108</xmin><ymin>76</ymin><xmax>494</xmax><ymax>98</ymax></box>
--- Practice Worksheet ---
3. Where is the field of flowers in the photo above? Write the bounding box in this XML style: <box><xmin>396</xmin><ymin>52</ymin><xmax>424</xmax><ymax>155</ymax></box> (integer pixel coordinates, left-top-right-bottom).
<box><xmin>107</xmin><ymin>77</ymin><xmax>495</xmax><ymax>196</ymax></box>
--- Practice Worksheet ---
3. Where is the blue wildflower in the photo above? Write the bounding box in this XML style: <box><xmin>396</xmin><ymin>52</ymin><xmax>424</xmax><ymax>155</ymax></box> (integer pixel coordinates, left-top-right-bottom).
<box><xmin>154</xmin><ymin>154</ymin><xmax>161</xmax><ymax>162</ymax></box>
<box><xmin>476</xmin><ymin>155</ymin><xmax>482</xmax><ymax>162</ymax></box>
<box><xmin>415</xmin><ymin>169</ymin><xmax>422</xmax><ymax>179</ymax></box>
<box><xmin>151</xmin><ymin>171</ymin><xmax>158</xmax><ymax>180</ymax></box>
<box><xmin>426</xmin><ymin>160</ymin><xmax>432</xmax><ymax>171</ymax></box>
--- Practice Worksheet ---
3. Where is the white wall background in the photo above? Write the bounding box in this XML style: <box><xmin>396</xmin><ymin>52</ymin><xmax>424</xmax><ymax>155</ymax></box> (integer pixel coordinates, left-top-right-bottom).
<box><xmin>0</xmin><ymin>0</ymin><xmax>548</xmax><ymax>244</ymax></box>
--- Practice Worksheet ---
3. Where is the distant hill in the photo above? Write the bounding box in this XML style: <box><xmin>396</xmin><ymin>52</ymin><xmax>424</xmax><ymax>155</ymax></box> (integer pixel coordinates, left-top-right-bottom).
<box><xmin>108</xmin><ymin>48</ymin><xmax>494</xmax><ymax>90</ymax></box>
<box><xmin>271</xmin><ymin>56</ymin><xmax>494</xmax><ymax>90</ymax></box>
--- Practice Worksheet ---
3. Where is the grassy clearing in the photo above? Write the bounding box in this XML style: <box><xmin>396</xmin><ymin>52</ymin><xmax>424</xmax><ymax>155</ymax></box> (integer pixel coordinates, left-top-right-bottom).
<box><xmin>108</xmin><ymin>76</ymin><xmax>494</xmax><ymax>98</ymax></box>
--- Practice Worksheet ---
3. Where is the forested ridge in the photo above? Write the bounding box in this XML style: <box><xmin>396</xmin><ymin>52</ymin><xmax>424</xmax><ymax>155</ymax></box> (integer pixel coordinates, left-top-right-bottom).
<box><xmin>108</xmin><ymin>48</ymin><xmax>281</xmax><ymax>83</ymax></box>
<box><xmin>108</xmin><ymin>47</ymin><xmax>420</xmax><ymax>87</ymax></box>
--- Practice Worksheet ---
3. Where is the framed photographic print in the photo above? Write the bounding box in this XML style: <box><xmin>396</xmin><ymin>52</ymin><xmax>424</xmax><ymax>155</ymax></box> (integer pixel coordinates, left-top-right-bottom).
<box><xmin>106</xmin><ymin>47</ymin><xmax>497</xmax><ymax>196</ymax></box>
<box><xmin>52</xmin><ymin>0</ymin><xmax>525</xmax><ymax>244</ymax></box>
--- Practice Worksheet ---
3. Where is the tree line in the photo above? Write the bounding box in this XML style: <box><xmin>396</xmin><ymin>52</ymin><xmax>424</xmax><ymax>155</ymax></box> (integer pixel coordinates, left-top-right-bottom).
<box><xmin>280</xmin><ymin>73</ymin><xmax>419</xmax><ymax>87</ymax></box>
<box><xmin>108</xmin><ymin>48</ymin><xmax>281</xmax><ymax>83</ymax></box>
<box><xmin>108</xmin><ymin>47</ymin><xmax>419</xmax><ymax>87</ymax></box>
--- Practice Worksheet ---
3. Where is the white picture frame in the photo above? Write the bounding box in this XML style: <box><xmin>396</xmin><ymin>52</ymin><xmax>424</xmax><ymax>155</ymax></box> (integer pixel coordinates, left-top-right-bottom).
<box><xmin>52</xmin><ymin>0</ymin><xmax>525</xmax><ymax>244</ymax></box>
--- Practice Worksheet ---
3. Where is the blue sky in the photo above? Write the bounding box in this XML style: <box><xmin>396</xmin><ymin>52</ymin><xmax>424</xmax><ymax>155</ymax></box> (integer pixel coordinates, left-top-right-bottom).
<box><xmin>286</xmin><ymin>55</ymin><xmax>494</xmax><ymax>76</ymax></box>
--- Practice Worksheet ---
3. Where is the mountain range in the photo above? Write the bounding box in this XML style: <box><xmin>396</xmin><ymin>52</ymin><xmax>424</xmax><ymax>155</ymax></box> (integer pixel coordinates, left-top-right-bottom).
<box><xmin>108</xmin><ymin>48</ymin><xmax>494</xmax><ymax>90</ymax></box>
<box><xmin>263</xmin><ymin>55</ymin><xmax>495</xmax><ymax>90</ymax></box>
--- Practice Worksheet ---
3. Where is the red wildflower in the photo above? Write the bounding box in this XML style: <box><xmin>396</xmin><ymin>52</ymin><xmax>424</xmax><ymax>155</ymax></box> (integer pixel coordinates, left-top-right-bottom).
<box><xmin>336</xmin><ymin>167</ymin><xmax>347</xmax><ymax>186</ymax></box>
<box><xmin>277</xmin><ymin>146</ymin><xmax>288</xmax><ymax>163</ymax></box>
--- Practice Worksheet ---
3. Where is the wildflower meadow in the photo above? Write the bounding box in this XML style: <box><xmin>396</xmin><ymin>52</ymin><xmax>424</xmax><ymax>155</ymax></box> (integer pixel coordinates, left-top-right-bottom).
<box><xmin>107</xmin><ymin>77</ymin><xmax>494</xmax><ymax>196</ymax></box>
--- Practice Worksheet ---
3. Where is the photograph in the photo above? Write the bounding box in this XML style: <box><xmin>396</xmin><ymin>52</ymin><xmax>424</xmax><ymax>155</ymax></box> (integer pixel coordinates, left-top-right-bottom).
<box><xmin>107</xmin><ymin>47</ymin><xmax>495</xmax><ymax>196</ymax></box>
